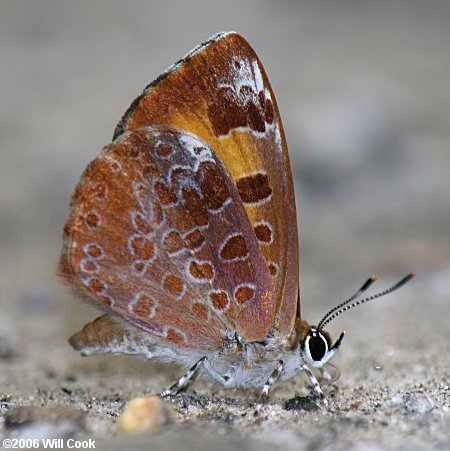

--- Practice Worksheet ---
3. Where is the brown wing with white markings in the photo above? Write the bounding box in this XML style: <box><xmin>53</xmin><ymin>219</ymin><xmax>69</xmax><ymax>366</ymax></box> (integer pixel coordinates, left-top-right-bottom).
<box><xmin>60</xmin><ymin>127</ymin><xmax>275</xmax><ymax>348</ymax></box>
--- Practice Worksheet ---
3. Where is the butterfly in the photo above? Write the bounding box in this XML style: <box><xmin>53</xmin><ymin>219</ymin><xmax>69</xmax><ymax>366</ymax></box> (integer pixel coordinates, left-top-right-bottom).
<box><xmin>60</xmin><ymin>31</ymin><xmax>414</xmax><ymax>405</ymax></box>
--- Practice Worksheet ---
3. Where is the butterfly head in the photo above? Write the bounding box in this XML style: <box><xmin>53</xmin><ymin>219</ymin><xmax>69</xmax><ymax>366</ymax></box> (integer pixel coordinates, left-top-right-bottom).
<box><xmin>301</xmin><ymin>327</ymin><xmax>344</xmax><ymax>368</ymax></box>
<box><xmin>300</xmin><ymin>273</ymin><xmax>415</xmax><ymax>368</ymax></box>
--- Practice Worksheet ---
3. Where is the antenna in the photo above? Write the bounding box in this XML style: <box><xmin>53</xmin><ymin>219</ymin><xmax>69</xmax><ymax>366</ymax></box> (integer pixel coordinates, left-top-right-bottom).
<box><xmin>317</xmin><ymin>273</ymin><xmax>415</xmax><ymax>331</ymax></box>
<box><xmin>317</xmin><ymin>276</ymin><xmax>378</xmax><ymax>331</ymax></box>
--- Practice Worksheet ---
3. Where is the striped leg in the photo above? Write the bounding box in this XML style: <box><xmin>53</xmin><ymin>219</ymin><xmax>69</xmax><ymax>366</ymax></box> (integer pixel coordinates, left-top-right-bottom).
<box><xmin>301</xmin><ymin>363</ymin><xmax>329</xmax><ymax>409</ymax></box>
<box><xmin>258</xmin><ymin>360</ymin><xmax>284</xmax><ymax>404</ymax></box>
<box><xmin>160</xmin><ymin>357</ymin><xmax>206</xmax><ymax>397</ymax></box>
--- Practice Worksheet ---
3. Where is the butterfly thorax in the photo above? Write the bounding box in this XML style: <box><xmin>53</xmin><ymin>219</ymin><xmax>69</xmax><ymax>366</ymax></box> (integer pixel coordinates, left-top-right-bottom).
<box><xmin>201</xmin><ymin>334</ymin><xmax>304</xmax><ymax>389</ymax></box>
<box><xmin>198</xmin><ymin>321</ymin><xmax>319</xmax><ymax>388</ymax></box>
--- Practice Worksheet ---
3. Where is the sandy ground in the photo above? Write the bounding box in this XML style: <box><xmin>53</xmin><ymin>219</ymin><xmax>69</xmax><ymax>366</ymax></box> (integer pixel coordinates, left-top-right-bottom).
<box><xmin>1</xmin><ymin>1</ymin><xmax>449</xmax><ymax>450</ymax></box>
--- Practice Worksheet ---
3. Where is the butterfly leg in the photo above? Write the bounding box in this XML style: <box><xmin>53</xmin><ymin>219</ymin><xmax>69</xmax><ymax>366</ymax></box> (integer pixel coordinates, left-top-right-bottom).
<box><xmin>160</xmin><ymin>356</ymin><xmax>206</xmax><ymax>397</ymax></box>
<box><xmin>301</xmin><ymin>363</ymin><xmax>328</xmax><ymax>409</ymax></box>
<box><xmin>258</xmin><ymin>360</ymin><xmax>284</xmax><ymax>404</ymax></box>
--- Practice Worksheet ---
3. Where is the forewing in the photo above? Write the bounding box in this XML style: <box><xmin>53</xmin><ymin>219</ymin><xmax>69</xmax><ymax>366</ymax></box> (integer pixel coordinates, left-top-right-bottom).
<box><xmin>114</xmin><ymin>32</ymin><xmax>299</xmax><ymax>337</ymax></box>
<box><xmin>60</xmin><ymin>127</ymin><xmax>275</xmax><ymax>349</ymax></box>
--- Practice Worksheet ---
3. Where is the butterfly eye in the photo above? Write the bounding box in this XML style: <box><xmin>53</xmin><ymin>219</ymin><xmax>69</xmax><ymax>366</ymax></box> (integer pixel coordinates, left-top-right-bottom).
<box><xmin>301</xmin><ymin>329</ymin><xmax>338</xmax><ymax>368</ymax></box>
<box><xmin>307</xmin><ymin>332</ymin><xmax>328</xmax><ymax>362</ymax></box>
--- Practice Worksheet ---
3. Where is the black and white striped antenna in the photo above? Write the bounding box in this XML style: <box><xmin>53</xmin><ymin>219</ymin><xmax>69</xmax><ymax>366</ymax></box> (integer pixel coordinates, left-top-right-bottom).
<box><xmin>317</xmin><ymin>273</ymin><xmax>415</xmax><ymax>331</ymax></box>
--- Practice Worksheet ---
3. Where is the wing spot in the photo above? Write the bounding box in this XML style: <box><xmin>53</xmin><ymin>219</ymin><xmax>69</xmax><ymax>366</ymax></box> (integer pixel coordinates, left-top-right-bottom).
<box><xmin>234</xmin><ymin>284</ymin><xmax>256</xmax><ymax>305</ymax></box>
<box><xmin>268</xmin><ymin>261</ymin><xmax>279</xmax><ymax>277</ymax></box>
<box><xmin>199</xmin><ymin>161</ymin><xmax>231</xmax><ymax>211</ymax></box>
<box><xmin>129</xmin><ymin>236</ymin><xmax>155</xmax><ymax>260</ymax></box>
<box><xmin>236</xmin><ymin>173</ymin><xmax>272</xmax><ymax>204</ymax></box>
<box><xmin>88</xmin><ymin>277</ymin><xmax>106</xmax><ymax>293</ymax></box>
<box><xmin>183</xmin><ymin>229</ymin><xmax>205</xmax><ymax>250</ymax></box>
<box><xmin>182</xmin><ymin>187</ymin><xmax>208</xmax><ymax>226</ymax></box>
<box><xmin>154</xmin><ymin>181</ymin><xmax>178</xmax><ymax>206</ymax></box>
<box><xmin>188</xmin><ymin>260</ymin><xmax>214</xmax><ymax>281</ymax></box>
<box><xmin>131</xmin><ymin>212</ymin><xmax>153</xmax><ymax>234</ymax></box>
<box><xmin>80</xmin><ymin>259</ymin><xmax>99</xmax><ymax>273</ymax></box>
<box><xmin>129</xmin><ymin>293</ymin><xmax>156</xmax><ymax>318</ymax></box>
<box><xmin>254</xmin><ymin>221</ymin><xmax>273</xmax><ymax>244</ymax></box>
<box><xmin>246</xmin><ymin>97</ymin><xmax>265</xmax><ymax>132</ymax></box>
<box><xmin>209</xmin><ymin>291</ymin><xmax>229</xmax><ymax>310</ymax></box>
<box><xmin>85</xmin><ymin>211</ymin><xmax>101</xmax><ymax>229</ymax></box>
<box><xmin>193</xmin><ymin>146</ymin><xmax>206</xmax><ymax>155</ymax></box>
<box><xmin>220</xmin><ymin>233</ymin><xmax>249</xmax><ymax>262</ymax></box>
<box><xmin>84</xmin><ymin>244</ymin><xmax>103</xmax><ymax>258</ymax></box>
<box><xmin>169</xmin><ymin>165</ymin><xmax>192</xmax><ymax>185</ymax></box>
<box><xmin>207</xmin><ymin>87</ymin><xmax>247</xmax><ymax>136</ymax></box>
<box><xmin>156</xmin><ymin>143</ymin><xmax>174</xmax><ymax>159</ymax></box>
<box><xmin>133</xmin><ymin>260</ymin><xmax>147</xmax><ymax>275</ymax></box>
<box><xmin>163</xmin><ymin>274</ymin><xmax>184</xmax><ymax>297</ymax></box>
<box><xmin>163</xmin><ymin>230</ymin><xmax>184</xmax><ymax>255</ymax></box>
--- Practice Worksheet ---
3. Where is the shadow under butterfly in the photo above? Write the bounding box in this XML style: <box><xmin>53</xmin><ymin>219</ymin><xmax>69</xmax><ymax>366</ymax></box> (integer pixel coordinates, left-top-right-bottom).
<box><xmin>60</xmin><ymin>31</ymin><xmax>414</xmax><ymax>407</ymax></box>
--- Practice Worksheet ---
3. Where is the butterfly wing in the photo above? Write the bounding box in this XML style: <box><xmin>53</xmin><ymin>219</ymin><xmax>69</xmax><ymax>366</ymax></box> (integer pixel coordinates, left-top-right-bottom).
<box><xmin>114</xmin><ymin>32</ymin><xmax>299</xmax><ymax>338</ymax></box>
<box><xmin>60</xmin><ymin>127</ymin><xmax>274</xmax><ymax>349</ymax></box>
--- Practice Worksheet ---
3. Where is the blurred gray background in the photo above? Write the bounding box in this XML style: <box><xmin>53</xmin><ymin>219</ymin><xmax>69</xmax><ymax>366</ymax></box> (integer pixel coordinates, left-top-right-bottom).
<box><xmin>1</xmin><ymin>1</ymin><xmax>449</xmax><ymax>449</ymax></box>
